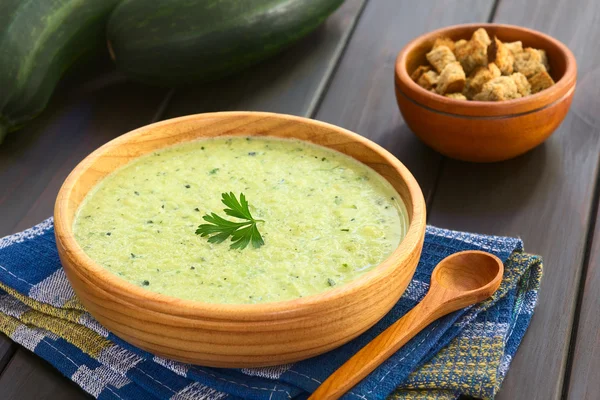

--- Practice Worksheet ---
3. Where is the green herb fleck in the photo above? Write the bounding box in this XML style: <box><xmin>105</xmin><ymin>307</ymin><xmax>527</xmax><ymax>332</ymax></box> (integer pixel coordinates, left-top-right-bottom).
<box><xmin>106</xmin><ymin>232</ymin><xmax>111</xmax><ymax>236</ymax></box>
<box><xmin>185</xmin><ymin>184</ymin><xmax>191</xmax><ymax>188</ymax></box>
<box><xmin>342</xmin><ymin>263</ymin><xmax>349</xmax><ymax>268</ymax></box>
<box><xmin>134</xmin><ymin>191</ymin><xmax>139</xmax><ymax>196</ymax></box>
<box><xmin>209</xmin><ymin>168</ymin><xmax>219</xmax><ymax>175</ymax></box>
<box><xmin>340</xmin><ymin>228</ymin><xmax>349</xmax><ymax>232</ymax></box>
<box><xmin>195</xmin><ymin>192</ymin><xmax>265</xmax><ymax>250</ymax></box>
<box><xmin>147</xmin><ymin>220</ymin><xmax>153</xmax><ymax>224</ymax></box>
<box><xmin>142</xmin><ymin>280</ymin><xmax>150</xmax><ymax>286</ymax></box>
<box><xmin>327</xmin><ymin>278</ymin><xmax>336</xmax><ymax>286</ymax></box>
<box><xmin>194</xmin><ymin>207</ymin><xmax>200</xmax><ymax>212</ymax></box>
<box><xmin>248</xmin><ymin>152</ymin><xmax>257</xmax><ymax>156</ymax></box>
<box><xmin>130</xmin><ymin>253</ymin><xmax>136</xmax><ymax>258</ymax></box>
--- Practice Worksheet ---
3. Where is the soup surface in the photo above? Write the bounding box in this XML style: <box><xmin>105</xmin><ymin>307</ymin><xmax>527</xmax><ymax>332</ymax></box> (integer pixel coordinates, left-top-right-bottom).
<box><xmin>74</xmin><ymin>137</ymin><xmax>408</xmax><ymax>304</ymax></box>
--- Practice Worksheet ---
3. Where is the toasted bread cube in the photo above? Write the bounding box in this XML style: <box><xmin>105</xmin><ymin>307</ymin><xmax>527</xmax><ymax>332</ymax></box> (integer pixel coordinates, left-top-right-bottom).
<box><xmin>454</xmin><ymin>39</ymin><xmax>468</xmax><ymax>51</ymax></box>
<box><xmin>446</xmin><ymin>93</ymin><xmax>467</xmax><ymax>100</ymax></box>
<box><xmin>514</xmin><ymin>48</ymin><xmax>547</xmax><ymax>78</ymax></box>
<box><xmin>489</xmin><ymin>37</ymin><xmax>514</xmax><ymax>75</ymax></box>
<box><xmin>436</xmin><ymin>62</ymin><xmax>466</xmax><ymax>95</ymax></box>
<box><xmin>528</xmin><ymin>70</ymin><xmax>555</xmax><ymax>93</ymax></box>
<box><xmin>504</xmin><ymin>41</ymin><xmax>523</xmax><ymax>55</ymax></box>
<box><xmin>417</xmin><ymin>70</ymin><xmax>439</xmax><ymax>90</ymax></box>
<box><xmin>464</xmin><ymin>63</ymin><xmax>501</xmax><ymax>99</ymax></box>
<box><xmin>472</xmin><ymin>28</ymin><xmax>492</xmax><ymax>46</ymax></box>
<box><xmin>473</xmin><ymin>76</ymin><xmax>521</xmax><ymax>101</ymax></box>
<box><xmin>537</xmin><ymin>49</ymin><xmax>550</xmax><ymax>71</ymax></box>
<box><xmin>411</xmin><ymin>65</ymin><xmax>431</xmax><ymax>82</ymax></box>
<box><xmin>433</xmin><ymin>36</ymin><xmax>455</xmax><ymax>52</ymax></box>
<box><xmin>455</xmin><ymin>33</ymin><xmax>489</xmax><ymax>75</ymax></box>
<box><xmin>511</xmin><ymin>72</ymin><xmax>531</xmax><ymax>96</ymax></box>
<box><xmin>426</xmin><ymin>45</ymin><xmax>456</xmax><ymax>73</ymax></box>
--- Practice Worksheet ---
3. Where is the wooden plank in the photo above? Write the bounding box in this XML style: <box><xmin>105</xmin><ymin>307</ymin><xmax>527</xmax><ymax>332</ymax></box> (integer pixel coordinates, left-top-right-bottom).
<box><xmin>313</xmin><ymin>0</ymin><xmax>496</xmax><ymax>204</ymax></box>
<box><xmin>0</xmin><ymin>334</ymin><xmax>16</xmax><ymax>374</ymax></box>
<box><xmin>427</xmin><ymin>0</ymin><xmax>600</xmax><ymax>398</ymax></box>
<box><xmin>0</xmin><ymin>349</ymin><xmax>90</xmax><ymax>400</ymax></box>
<box><xmin>566</xmin><ymin>198</ymin><xmax>600</xmax><ymax>399</ymax></box>
<box><xmin>163</xmin><ymin>0</ymin><xmax>367</xmax><ymax>119</ymax></box>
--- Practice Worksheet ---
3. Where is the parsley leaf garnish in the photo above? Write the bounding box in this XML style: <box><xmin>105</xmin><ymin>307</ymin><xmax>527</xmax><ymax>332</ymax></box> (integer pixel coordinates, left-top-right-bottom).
<box><xmin>195</xmin><ymin>192</ymin><xmax>265</xmax><ymax>250</ymax></box>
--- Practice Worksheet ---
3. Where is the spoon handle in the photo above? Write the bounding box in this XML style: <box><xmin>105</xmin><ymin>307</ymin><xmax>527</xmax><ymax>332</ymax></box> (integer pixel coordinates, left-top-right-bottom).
<box><xmin>308</xmin><ymin>293</ymin><xmax>443</xmax><ymax>400</ymax></box>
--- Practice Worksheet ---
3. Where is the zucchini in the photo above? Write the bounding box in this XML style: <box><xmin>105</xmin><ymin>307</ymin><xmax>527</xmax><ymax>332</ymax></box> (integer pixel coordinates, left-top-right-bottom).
<box><xmin>107</xmin><ymin>0</ymin><xmax>344</xmax><ymax>86</ymax></box>
<box><xmin>0</xmin><ymin>0</ymin><xmax>121</xmax><ymax>143</ymax></box>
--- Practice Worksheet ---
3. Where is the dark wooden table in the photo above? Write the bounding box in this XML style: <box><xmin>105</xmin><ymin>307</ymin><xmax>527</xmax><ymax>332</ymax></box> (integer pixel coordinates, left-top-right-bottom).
<box><xmin>1</xmin><ymin>1</ymin><xmax>599</xmax><ymax>398</ymax></box>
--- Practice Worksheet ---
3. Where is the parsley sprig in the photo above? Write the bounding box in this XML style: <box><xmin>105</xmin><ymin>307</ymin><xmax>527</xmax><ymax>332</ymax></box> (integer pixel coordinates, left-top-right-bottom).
<box><xmin>195</xmin><ymin>192</ymin><xmax>265</xmax><ymax>250</ymax></box>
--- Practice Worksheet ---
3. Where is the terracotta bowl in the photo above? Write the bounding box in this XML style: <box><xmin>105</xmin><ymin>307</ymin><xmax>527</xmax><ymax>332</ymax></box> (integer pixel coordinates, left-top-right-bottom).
<box><xmin>54</xmin><ymin>112</ymin><xmax>426</xmax><ymax>367</ymax></box>
<box><xmin>395</xmin><ymin>23</ymin><xmax>577</xmax><ymax>162</ymax></box>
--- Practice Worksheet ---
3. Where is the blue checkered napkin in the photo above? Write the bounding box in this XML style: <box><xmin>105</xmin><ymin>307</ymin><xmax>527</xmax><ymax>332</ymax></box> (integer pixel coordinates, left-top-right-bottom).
<box><xmin>0</xmin><ymin>219</ymin><xmax>542</xmax><ymax>400</ymax></box>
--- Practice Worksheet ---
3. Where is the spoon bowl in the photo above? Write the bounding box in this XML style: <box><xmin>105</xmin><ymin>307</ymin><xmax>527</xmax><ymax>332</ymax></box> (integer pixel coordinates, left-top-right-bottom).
<box><xmin>431</xmin><ymin>250</ymin><xmax>503</xmax><ymax>311</ymax></box>
<box><xmin>434</xmin><ymin>251</ymin><xmax>502</xmax><ymax>292</ymax></box>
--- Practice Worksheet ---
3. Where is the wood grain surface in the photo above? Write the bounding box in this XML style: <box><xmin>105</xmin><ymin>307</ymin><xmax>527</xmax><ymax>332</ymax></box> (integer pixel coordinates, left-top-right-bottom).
<box><xmin>0</xmin><ymin>350</ymin><xmax>91</xmax><ymax>400</ymax></box>
<box><xmin>0</xmin><ymin>336</ymin><xmax>15</xmax><ymax>374</ymax></box>
<box><xmin>566</xmin><ymin>200</ymin><xmax>600</xmax><ymax>400</ymax></box>
<box><xmin>428</xmin><ymin>0</ymin><xmax>600</xmax><ymax>399</ymax></box>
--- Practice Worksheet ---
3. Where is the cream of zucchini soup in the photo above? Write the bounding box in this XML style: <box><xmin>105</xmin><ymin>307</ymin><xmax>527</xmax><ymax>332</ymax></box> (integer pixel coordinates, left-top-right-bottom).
<box><xmin>73</xmin><ymin>137</ymin><xmax>408</xmax><ymax>304</ymax></box>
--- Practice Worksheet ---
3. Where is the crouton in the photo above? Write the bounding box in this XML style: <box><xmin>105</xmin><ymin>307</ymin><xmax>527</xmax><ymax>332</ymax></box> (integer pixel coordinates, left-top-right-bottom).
<box><xmin>426</xmin><ymin>45</ymin><xmax>456</xmax><ymax>73</ymax></box>
<box><xmin>455</xmin><ymin>32</ymin><xmax>489</xmax><ymax>75</ymax></box>
<box><xmin>410</xmin><ymin>28</ymin><xmax>553</xmax><ymax>101</ymax></box>
<box><xmin>433</xmin><ymin>36</ymin><xmax>455</xmax><ymax>52</ymax></box>
<box><xmin>454</xmin><ymin>39</ymin><xmax>468</xmax><ymax>51</ymax></box>
<box><xmin>473</xmin><ymin>76</ymin><xmax>521</xmax><ymax>101</ymax></box>
<box><xmin>446</xmin><ymin>93</ymin><xmax>467</xmax><ymax>100</ymax></box>
<box><xmin>511</xmin><ymin>72</ymin><xmax>531</xmax><ymax>96</ymax></box>
<box><xmin>514</xmin><ymin>48</ymin><xmax>547</xmax><ymax>78</ymax></box>
<box><xmin>537</xmin><ymin>49</ymin><xmax>550</xmax><ymax>71</ymax></box>
<box><xmin>436</xmin><ymin>62</ymin><xmax>466</xmax><ymax>95</ymax></box>
<box><xmin>464</xmin><ymin>63</ymin><xmax>501</xmax><ymax>99</ymax></box>
<box><xmin>504</xmin><ymin>41</ymin><xmax>523</xmax><ymax>55</ymax></box>
<box><xmin>417</xmin><ymin>70</ymin><xmax>439</xmax><ymax>90</ymax></box>
<box><xmin>472</xmin><ymin>28</ymin><xmax>492</xmax><ymax>46</ymax></box>
<box><xmin>411</xmin><ymin>65</ymin><xmax>431</xmax><ymax>82</ymax></box>
<box><xmin>489</xmin><ymin>37</ymin><xmax>514</xmax><ymax>75</ymax></box>
<box><xmin>528</xmin><ymin>70</ymin><xmax>555</xmax><ymax>94</ymax></box>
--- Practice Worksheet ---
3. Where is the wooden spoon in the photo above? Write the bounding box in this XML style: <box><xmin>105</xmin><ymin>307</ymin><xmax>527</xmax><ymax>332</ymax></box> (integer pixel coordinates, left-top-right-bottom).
<box><xmin>309</xmin><ymin>250</ymin><xmax>504</xmax><ymax>400</ymax></box>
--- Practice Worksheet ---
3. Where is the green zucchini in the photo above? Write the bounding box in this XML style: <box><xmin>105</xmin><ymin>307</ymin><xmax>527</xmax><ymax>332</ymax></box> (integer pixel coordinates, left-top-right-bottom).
<box><xmin>107</xmin><ymin>0</ymin><xmax>344</xmax><ymax>86</ymax></box>
<box><xmin>0</xmin><ymin>0</ymin><xmax>121</xmax><ymax>143</ymax></box>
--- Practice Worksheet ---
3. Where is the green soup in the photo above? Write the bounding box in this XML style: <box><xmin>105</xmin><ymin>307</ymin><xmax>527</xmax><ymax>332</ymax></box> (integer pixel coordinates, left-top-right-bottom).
<box><xmin>73</xmin><ymin>137</ymin><xmax>408</xmax><ymax>304</ymax></box>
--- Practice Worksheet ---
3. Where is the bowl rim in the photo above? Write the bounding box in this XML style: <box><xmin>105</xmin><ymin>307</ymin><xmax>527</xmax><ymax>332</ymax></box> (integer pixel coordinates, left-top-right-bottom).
<box><xmin>395</xmin><ymin>23</ymin><xmax>577</xmax><ymax>117</ymax></box>
<box><xmin>54</xmin><ymin>111</ymin><xmax>426</xmax><ymax>319</ymax></box>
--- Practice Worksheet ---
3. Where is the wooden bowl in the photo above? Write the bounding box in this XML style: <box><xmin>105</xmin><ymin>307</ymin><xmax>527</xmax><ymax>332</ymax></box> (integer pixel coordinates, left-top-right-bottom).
<box><xmin>395</xmin><ymin>23</ymin><xmax>577</xmax><ymax>162</ymax></box>
<box><xmin>54</xmin><ymin>112</ymin><xmax>426</xmax><ymax>367</ymax></box>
